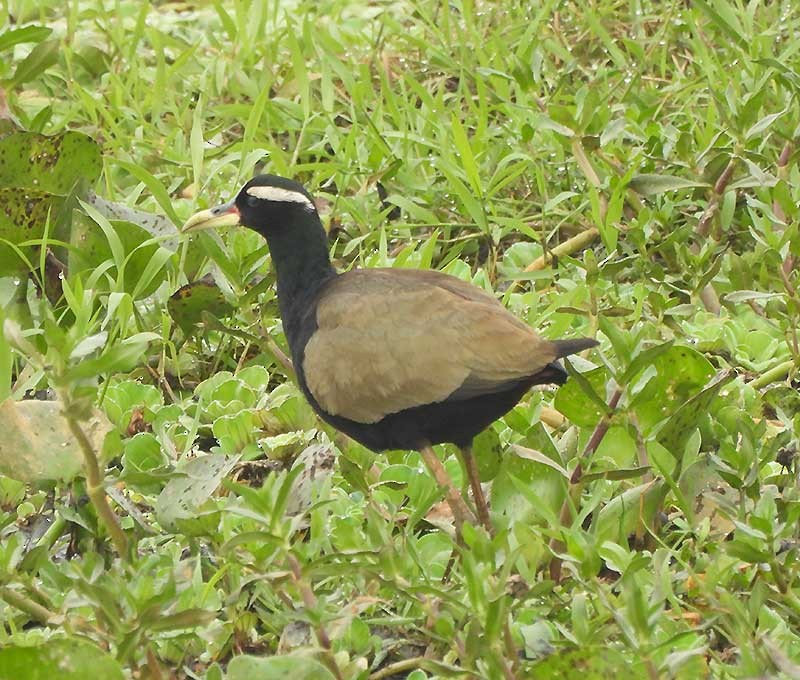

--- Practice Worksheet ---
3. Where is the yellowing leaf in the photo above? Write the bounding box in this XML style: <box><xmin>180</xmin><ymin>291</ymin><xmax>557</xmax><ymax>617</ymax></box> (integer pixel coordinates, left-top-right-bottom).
<box><xmin>0</xmin><ymin>399</ymin><xmax>113</xmax><ymax>482</ymax></box>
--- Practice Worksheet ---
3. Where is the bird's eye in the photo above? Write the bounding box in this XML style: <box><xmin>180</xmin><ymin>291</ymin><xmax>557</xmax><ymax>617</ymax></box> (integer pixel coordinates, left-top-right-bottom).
<box><xmin>246</xmin><ymin>195</ymin><xmax>260</xmax><ymax>208</ymax></box>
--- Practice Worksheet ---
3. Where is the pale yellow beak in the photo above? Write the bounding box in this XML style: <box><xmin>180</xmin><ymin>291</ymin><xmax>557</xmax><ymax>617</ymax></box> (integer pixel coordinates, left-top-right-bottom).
<box><xmin>181</xmin><ymin>200</ymin><xmax>241</xmax><ymax>233</ymax></box>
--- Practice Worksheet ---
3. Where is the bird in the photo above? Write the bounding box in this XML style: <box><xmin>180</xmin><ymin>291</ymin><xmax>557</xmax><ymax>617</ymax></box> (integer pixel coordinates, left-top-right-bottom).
<box><xmin>182</xmin><ymin>174</ymin><xmax>597</xmax><ymax>533</ymax></box>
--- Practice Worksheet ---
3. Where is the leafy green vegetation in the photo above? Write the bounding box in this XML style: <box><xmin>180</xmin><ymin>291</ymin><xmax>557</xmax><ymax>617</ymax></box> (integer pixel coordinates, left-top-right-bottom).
<box><xmin>0</xmin><ymin>0</ymin><xmax>798</xmax><ymax>678</ymax></box>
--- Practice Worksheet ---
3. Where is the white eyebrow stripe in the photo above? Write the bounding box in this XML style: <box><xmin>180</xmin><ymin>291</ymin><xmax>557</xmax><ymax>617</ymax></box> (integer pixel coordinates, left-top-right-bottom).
<box><xmin>246</xmin><ymin>185</ymin><xmax>315</xmax><ymax>210</ymax></box>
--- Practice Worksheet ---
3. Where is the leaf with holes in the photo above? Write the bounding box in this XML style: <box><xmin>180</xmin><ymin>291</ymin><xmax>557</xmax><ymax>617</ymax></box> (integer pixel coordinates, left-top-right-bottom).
<box><xmin>657</xmin><ymin>371</ymin><xmax>736</xmax><ymax>461</ymax></box>
<box><xmin>554</xmin><ymin>366</ymin><xmax>610</xmax><ymax>428</ymax></box>
<box><xmin>168</xmin><ymin>279</ymin><xmax>235</xmax><ymax>336</ymax></box>
<box><xmin>85</xmin><ymin>190</ymin><xmax>180</xmax><ymax>249</ymax></box>
<box><xmin>155</xmin><ymin>453</ymin><xmax>238</xmax><ymax>534</ymax></box>
<box><xmin>0</xmin><ymin>131</ymin><xmax>102</xmax><ymax>194</ymax></box>
<box><xmin>629</xmin><ymin>345</ymin><xmax>715</xmax><ymax>432</ymax></box>
<box><xmin>0</xmin><ymin>188</ymin><xmax>64</xmax><ymax>272</ymax></box>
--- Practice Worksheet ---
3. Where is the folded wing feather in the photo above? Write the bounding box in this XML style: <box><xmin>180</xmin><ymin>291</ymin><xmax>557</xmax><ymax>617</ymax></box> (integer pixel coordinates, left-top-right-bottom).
<box><xmin>302</xmin><ymin>269</ymin><xmax>557</xmax><ymax>424</ymax></box>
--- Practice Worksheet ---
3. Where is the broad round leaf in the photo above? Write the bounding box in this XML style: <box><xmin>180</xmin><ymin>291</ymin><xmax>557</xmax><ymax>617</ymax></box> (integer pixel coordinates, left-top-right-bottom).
<box><xmin>0</xmin><ymin>638</ymin><xmax>124</xmax><ymax>680</ymax></box>
<box><xmin>155</xmin><ymin>453</ymin><xmax>237</xmax><ymax>533</ymax></box>
<box><xmin>0</xmin><ymin>399</ymin><xmax>113</xmax><ymax>482</ymax></box>
<box><xmin>470</xmin><ymin>426</ymin><xmax>502</xmax><ymax>482</ymax></box>
<box><xmin>168</xmin><ymin>279</ymin><xmax>234</xmax><ymax>336</ymax></box>
<box><xmin>226</xmin><ymin>653</ymin><xmax>334</xmax><ymax>680</ymax></box>
<box><xmin>0</xmin><ymin>188</ymin><xmax>64</xmax><ymax>273</ymax></box>
<box><xmin>629</xmin><ymin>345</ymin><xmax>715</xmax><ymax>431</ymax></box>
<box><xmin>0</xmin><ymin>131</ymin><xmax>101</xmax><ymax>194</ymax></box>
<box><xmin>554</xmin><ymin>366</ymin><xmax>610</xmax><ymax>427</ymax></box>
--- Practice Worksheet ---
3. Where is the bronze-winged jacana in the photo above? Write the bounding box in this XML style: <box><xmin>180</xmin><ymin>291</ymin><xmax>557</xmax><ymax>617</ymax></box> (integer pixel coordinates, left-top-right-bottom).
<box><xmin>182</xmin><ymin>175</ymin><xmax>597</xmax><ymax>533</ymax></box>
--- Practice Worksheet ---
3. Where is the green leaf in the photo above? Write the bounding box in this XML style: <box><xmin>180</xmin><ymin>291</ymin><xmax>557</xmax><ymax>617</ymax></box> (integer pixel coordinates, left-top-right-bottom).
<box><xmin>0</xmin><ymin>314</ymin><xmax>10</xmax><ymax>402</ymax></box>
<box><xmin>0</xmin><ymin>188</ymin><xmax>63</xmax><ymax>273</ymax></box>
<box><xmin>471</xmin><ymin>426</ymin><xmax>502</xmax><ymax>481</ymax></box>
<box><xmin>102</xmin><ymin>380</ymin><xmax>162</xmax><ymax>430</ymax></box>
<box><xmin>85</xmin><ymin>191</ymin><xmax>179</xmax><ymax>246</ymax></box>
<box><xmin>70</xmin><ymin>211</ymin><xmax>171</xmax><ymax>297</ymax></box>
<box><xmin>226</xmin><ymin>653</ymin><xmax>334</xmax><ymax>680</ymax></box>
<box><xmin>168</xmin><ymin>279</ymin><xmax>235</xmax><ymax>336</ymax></box>
<box><xmin>493</xmin><ymin>423</ymin><xmax>566</xmax><ymax>522</ymax></box>
<box><xmin>629</xmin><ymin>345</ymin><xmax>715</xmax><ymax>432</ymax></box>
<box><xmin>437</xmin><ymin>161</ymin><xmax>488</xmax><ymax>231</ymax></box>
<box><xmin>723</xmin><ymin>290</ymin><xmax>783</xmax><ymax>304</ymax></box>
<box><xmin>530</xmin><ymin>646</ymin><xmax>645</xmax><ymax>678</ymax></box>
<box><xmin>8</xmin><ymin>39</ymin><xmax>59</xmax><ymax>87</ymax></box>
<box><xmin>511</xmin><ymin>444</ymin><xmax>569</xmax><ymax>479</ymax></box>
<box><xmin>554</xmin><ymin>365</ymin><xmax>610</xmax><ymax>427</ymax></box>
<box><xmin>450</xmin><ymin>115</ymin><xmax>482</xmax><ymax>195</ymax></box>
<box><xmin>115</xmin><ymin>160</ymin><xmax>180</xmax><ymax>224</ymax></box>
<box><xmin>692</xmin><ymin>0</ymin><xmax>748</xmax><ymax>50</ymax></box>
<box><xmin>754</xmin><ymin>58</ymin><xmax>800</xmax><ymax>91</ymax></box>
<box><xmin>0</xmin><ymin>131</ymin><xmax>102</xmax><ymax>194</ymax></box>
<box><xmin>533</xmin><ymin>114</ymin><xmax>575</xmax><ymax>137</ymax></box>
<box><xmin>745</xmin><ymin>109</ymin><xmax>787</xmax><ymax>140</ymax></box>
<box><xmin>594</xmin><ymin>479</ymin><xmax>667</xmax><ymax>545</ymax></box>
<box><xmin>0</xmin><ymin>25</ymin><xmax>52</xmax><ymax>52</ymax></box>
<box><xmin>189</xmin><ymin>96</ymin><xmax>205</xmax><ymax>183</ymax></box>
<box><xmin>155</xmin><ymin>453</ymin><xmax>238</xmax><ymax>533</ymax></box>
<box><xmin>63</xmin><ymin>332</ymin><xmax>159</xmax><ymax>381</ymax></box>
<box><xmin>581</xmin><ymin>466</ymin><xmax>651</xmax><ymax>483</ymax></box>
<box><xmin>121</xmin><ymin>432</ymin><xmax>170</xmax><ymax>487</ymax></box>
<box><xmin>657</xmin><ymin>370</ymin><xmax>736</xmax><ymax>460</ymax></box>
<box><xmin>628</xmin><ymin>174</ymin><xmax>709</xmax><ymax>195</ymax></box>
<box><xmin>0</xmin><ymin>399</ymin><xmax>113</xmax><ymax>482</ymax></box>
<box><xmin>213</xmin><ymin>411</ymin><xmax>259</xmax><ymax>454</ymax></box>
<box><xmin>618</xmin><ymin>341</ymin><xmax>674</xmax><ymax>386</ymax></box>
<box><xmin>0</xmin><ymin>638</ymin><xmax>124</xmax><ymax>680</ymax></box>
<box><xmin>141</xmin><ymin>608</ymin><xmax>218</xmax><ymax>632</ymax></box>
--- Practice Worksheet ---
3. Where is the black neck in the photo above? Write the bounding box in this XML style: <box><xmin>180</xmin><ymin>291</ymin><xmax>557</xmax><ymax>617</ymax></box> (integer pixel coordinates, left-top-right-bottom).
<box><xmin>260</xmin><ymin>210</ymin><xmax>336</xmax><ymax>340</ymax></box>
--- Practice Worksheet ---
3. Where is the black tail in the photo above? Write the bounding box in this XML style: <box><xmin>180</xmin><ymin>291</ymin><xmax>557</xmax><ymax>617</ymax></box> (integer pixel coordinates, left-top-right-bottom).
<box><xmin>532</xmin><ymin>362</ymin><xmax>569</xmax><ymax>386</ymax></box>
<box><xmin>551</xmin><ymin>337</ymin><xmax>599</xmax><ymax>359</ymax></box>
<box><xmin>531</xmin><ymin>337</ymin><xmax>598</xmax><ymax>387</ymax></box>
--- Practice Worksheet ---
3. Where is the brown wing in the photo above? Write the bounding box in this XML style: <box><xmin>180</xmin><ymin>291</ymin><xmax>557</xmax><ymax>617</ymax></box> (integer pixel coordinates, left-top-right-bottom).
<box><xmin>302</xmin><ymin>269</ymin><xmax>559</xmax><ymax>424</ymax></box>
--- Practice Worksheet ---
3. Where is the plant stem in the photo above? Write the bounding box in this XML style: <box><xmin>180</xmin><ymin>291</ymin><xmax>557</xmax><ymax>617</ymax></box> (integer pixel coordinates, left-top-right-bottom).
<box><xmin>548</xmin><ymin>387</ymin><xmax>624</xmax><ymax>582</ymax></box>
<box><xmin>693</xmin><ymin>156</ymin><xmax>737</xmax><ymax>314</ymax></box>
<box><xmin>525</xmin><ymin>227</ymin><xmax>600</xmax><ymax>272</ymax></box>
<box><xmin>0</xmin><ymin>586</ymin><xmax>62</xmax><ymax>626</ymax></box>
<box><xmin>368</xmin><ymin>658</ymin><xmax>428</xmax><ymax>680</ymax></box>
<box><xmin>749</xmin><ymin>360</ymin><xmax>796</xmax><ymax>390</ymax></box>
<box><xmin>33</xmin><ymin>513</ymin><xmax>67</xmax><ymax>552</ymax></box>
<box><xmin>287</xmin><ymin>553</ymin><xmax>344</xmax><ymax>680</ymax></box>
<box><xmin>58</xmin><ymin>391</ymin><xmax>129</xmax><ymax>560</ymax></box>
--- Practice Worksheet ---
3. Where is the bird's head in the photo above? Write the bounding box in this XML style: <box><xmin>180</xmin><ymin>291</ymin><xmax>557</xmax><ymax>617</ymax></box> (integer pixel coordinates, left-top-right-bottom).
<box><xmin>181</xmin><ymin>174</ymin><xmax>317</xmax><ymax>236</ymax></box>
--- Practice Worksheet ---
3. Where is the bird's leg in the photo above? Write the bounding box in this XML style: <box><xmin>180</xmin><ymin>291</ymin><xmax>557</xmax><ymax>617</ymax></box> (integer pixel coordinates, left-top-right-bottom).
<box><xmin>418</xmin><ymin>444</ymin><xmax>477</xmax><ymax>532</ymax></box>
<box><xmin>459</xmin><ymin>445</ymin><xmax>493</xmax><ymax>534</ymax></box>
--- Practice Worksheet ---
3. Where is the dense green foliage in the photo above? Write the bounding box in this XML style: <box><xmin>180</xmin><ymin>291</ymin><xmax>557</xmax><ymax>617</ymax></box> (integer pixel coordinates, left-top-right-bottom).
<box><xmin>0</xmin><ymin>0</ymin><xmax>799</xmax><ymax>678</ymax></box>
